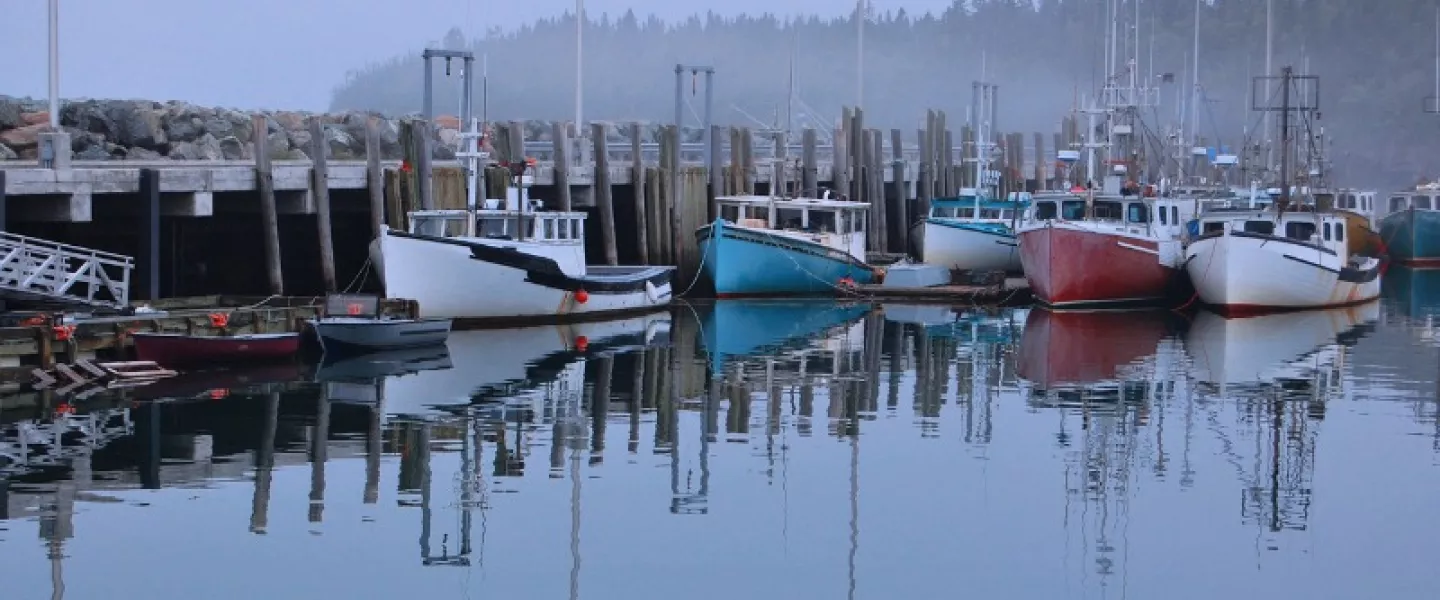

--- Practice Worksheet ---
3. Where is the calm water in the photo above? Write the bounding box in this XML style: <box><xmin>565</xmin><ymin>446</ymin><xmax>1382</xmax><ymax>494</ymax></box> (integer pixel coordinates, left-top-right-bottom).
<box><xmin>3</xmin><ymin>269</ymin><xmax>1440</xmax><ymax>599</ymax></box>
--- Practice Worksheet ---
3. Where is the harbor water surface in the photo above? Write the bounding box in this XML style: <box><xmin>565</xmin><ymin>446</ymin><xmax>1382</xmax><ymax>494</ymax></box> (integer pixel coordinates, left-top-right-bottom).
<box><xmin>3</xmin><ymin>269</ymin><xmax>1440</xmax><ymax>599</ymax></box>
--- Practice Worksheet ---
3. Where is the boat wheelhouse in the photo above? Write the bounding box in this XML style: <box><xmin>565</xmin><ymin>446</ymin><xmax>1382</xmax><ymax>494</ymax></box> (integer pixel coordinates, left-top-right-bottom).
<box><xmin>697</xmin><ymin>194</ymin><xmax>876</xmax><ymax>297</ymax></box>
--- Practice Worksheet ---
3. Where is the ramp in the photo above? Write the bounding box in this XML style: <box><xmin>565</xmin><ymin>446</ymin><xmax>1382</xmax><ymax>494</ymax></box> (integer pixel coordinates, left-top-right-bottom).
<box><xmin>0</xmin><ymin>231</ymin><xmax>133</xmax><ymax>308</ymax></box>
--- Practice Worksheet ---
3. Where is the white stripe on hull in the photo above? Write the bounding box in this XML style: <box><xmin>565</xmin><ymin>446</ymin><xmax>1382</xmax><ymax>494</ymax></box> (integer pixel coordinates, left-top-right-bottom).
<box><xmin>373</xmin><ymin>233</ymin><xmax>671</xmax><ymax>320</ymax></box>
<box><xmin>1185</xmin><ymin>235</ymin><xmax>1381</xmax><ymax>309</ymax></box>
<box><xmin>920</xmin><ymin>222</ymin><xmax>1022</xmax><ymax>272</ymax></box>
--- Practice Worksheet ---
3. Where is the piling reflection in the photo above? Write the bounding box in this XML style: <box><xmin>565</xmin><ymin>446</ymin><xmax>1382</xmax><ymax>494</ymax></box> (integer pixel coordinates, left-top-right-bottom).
<box><xmin>1</xmin><ymin>297</ymin><xmax>1438</xmax><ymax>599</ymax></box>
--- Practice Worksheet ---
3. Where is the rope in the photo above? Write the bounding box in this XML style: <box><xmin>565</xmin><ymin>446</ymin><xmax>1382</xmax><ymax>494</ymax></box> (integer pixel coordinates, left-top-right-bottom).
<box><xmin>673</xmin><ymin>229</ymin><xmax>713</xmax><ymax>298</ymax></box>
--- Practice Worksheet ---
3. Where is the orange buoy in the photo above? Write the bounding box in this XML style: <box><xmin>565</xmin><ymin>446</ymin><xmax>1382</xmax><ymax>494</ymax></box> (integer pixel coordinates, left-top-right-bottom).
<box><xmin>53</xmin><ymin>325</ymin><xmax>75</xmax><ymax>341</ymax></box>
<box><xmin>209</xmin><ymin>312</ymin><xmax>229</xmax><ymax>328</ymax></box>
<box><xmin>575</xmin><ymin>335</ymin><xmax>589</xmax><ymax>352</ymax></box>
<box><xmin>574</xmin><ymin>289</ymin><xmax>589</xmax><ymax>304</ymax></box>
<box><xmin>346</xmin><ymin>302</ymin><xmax>363</xmax><ymax>316</ymax></box>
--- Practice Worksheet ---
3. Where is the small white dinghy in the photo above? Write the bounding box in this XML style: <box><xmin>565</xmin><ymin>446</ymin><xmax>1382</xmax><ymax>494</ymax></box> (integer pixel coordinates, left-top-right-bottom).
<box><xmin>307</xmin><ymin>294</ymin><xmax>453</xmax><ymax>354</ymax></box>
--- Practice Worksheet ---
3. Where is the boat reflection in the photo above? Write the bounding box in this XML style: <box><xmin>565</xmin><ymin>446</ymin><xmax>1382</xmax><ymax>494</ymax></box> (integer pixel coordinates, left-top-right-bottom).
<box><xmin>1017</xmin><ymin>308</ymin><xmax>1187</xmax><ymax>405</ymax></box>
<box><xmin>1186</xmin><ymin>301</ymin><xmax>1380</xmax><ymax>395</ymax></box>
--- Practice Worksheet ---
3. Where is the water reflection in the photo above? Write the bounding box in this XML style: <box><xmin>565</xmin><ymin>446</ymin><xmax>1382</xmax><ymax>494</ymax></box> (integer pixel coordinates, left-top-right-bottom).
<box><xmin>1</xmin><ymin>296</ymin><xmax>1438</xmax><ymax>599</ymax></box>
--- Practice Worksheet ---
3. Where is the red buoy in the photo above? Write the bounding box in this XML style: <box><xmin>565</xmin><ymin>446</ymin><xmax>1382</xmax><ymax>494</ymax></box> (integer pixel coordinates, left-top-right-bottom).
<box><xmin>575</xmin><ymin>336</ymin><xmax>589</xmax><ymax>352</ymax></box>
<box><xmin>574</xmin><ymin>289</ymin><xmax>589</xmax><ymax>304</ymax></box>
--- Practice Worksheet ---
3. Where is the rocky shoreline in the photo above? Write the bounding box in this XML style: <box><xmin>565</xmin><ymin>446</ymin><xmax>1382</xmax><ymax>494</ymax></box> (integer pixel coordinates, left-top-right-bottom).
<box><xmin>0</xmin><ymin>96</ymin><xmax>697</xmax><ymax>163</ymax></box>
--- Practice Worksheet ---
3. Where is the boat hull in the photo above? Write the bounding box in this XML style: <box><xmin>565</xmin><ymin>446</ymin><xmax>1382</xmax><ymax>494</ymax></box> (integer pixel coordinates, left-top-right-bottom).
<box><xmin>1184</xmin><ymin>233</ymin><xmax>1383</xmax><ymax>314</ymax></box>
<box><xmin>697</xmin><ymin>220</ymin><xmax>875</xmax><ymax>297</ymax></box>
<box><xmin>132</xmin><ymin>333</ymin><xmax>300</xmax><ymax>368</ymax></box>
<box><xmin>1379</xmin><ymin>209</ymin><xmax>1440</xmax><ymax>266</ymax></box>
<box><xmin>1017</xmin><ymin>223</ymin><xmax>1179</xmax><ymax>307</ymax></box>
<box><xmin>308</xmin><ymin>317</ymin><xmax>453</xmax><ymax>353</ymax></box>
<box><xmin>372</xmin><ymin>230</ymin><xmax>674</xmax><ymax>323</ymax></box>
<box><xmin>921</xmin><ymin>220</ymin><xmax>1022</xmax><ymax>273</ymax></box>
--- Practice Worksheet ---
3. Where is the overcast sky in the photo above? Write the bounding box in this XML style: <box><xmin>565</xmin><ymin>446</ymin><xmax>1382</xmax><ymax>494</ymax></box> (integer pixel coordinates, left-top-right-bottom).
<box><xmin>3</xmin><ymin>0</ymin><xmax>959</xmax><ymax>110</ymax></box>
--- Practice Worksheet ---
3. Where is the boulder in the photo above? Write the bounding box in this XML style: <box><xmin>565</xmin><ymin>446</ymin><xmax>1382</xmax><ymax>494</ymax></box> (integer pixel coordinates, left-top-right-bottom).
<box><xmin>265</xmin><ymin>129</ymin><xmax>290</xmax><ymax>157</ymax></box>
<box><xmin>125</xmin><ymin>147</ymin><xmax>163</xmax><ymax>160</ymax></box>
<box><xmin>218</xmin><ymin>135</ymin><xmax>247</xmax><ymax>160</ymax></box>
<box><xmin>75</xmin><ymin>144</ymin><xmax>110</xmax><ymax>160</ymax></box>
<box><xmin>287</xmin><ymin>127</ymin><xmax>313</xmax><ymax>153</ymax></box>
<box><xmin>104</xmin><ymin>100</ymin><xmax>168</xmax><ymax>150</ymax></box>
<box><xmin>324</xmin><ymin>126</ymin><xmax>357</xmax><ymax>159</ymax></box>
<box><xmin>0</xmin><ymin>143</ymin><xmax>17</xmax><ymax>160</ymax></box>
<box><xmin>0</xmin><ymin>96</ymin><xmax>22</xmax><ymax>129</ymax></box>
<box><xmin>60</xmin><ymin>100</ymin><xmax>119</xmax><ymax>140</ymax></box>
<box><xmin>0</xmin><ymin>123</ymin><xmax>46</xmax><ymax>151</ymax></box>
<box><xmin>21</xmin><ymin>111</ymin><xmax>50</xmax><ymax>126</ymax></box>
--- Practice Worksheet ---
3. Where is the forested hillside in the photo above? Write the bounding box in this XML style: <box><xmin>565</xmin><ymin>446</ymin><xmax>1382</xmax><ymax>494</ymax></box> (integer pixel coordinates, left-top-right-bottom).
<box><xmin>331</xmin><ymin>0</ymin><xmax>1440</xmax><ymax>188</ymax></box>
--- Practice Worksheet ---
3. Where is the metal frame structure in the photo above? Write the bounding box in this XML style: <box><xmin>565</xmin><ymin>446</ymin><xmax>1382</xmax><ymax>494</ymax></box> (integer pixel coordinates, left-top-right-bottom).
<box><xmin>420</xmin><ymin>49</ymin><xmax>476</xmax><ymax>211</ymax></box>
<box><xmin>673</xmin><ymin>64</ymin><xmax>716</xmax><ymax>169</ymax></box>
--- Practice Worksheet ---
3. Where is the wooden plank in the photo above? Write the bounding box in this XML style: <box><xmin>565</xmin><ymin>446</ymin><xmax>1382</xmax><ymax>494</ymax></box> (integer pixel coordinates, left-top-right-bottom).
<box><xmin>365</xmin><ymin>118</ymin><xmax>385</xmax><ymax>240</ymax></box>
<box><xmin>551</xmin><ymin>122</ymin><xmax>572</xmax><ymax>211</ymax></box>
<box><xmin>629</xmin><ymin>122</ymin><xmax>649</xmax><ymax>265</ymax></box>
<box><xmin>592</xmin><ymin>122</ymin><xmax>618</xmax><ymax>266</ymax></box>
<box><xmin>309</xmin><ymin>118</ymin><xmax>338</xmax><ymax>292</ymax></box>
<box><xmin>251</xmin><ymin>114</ymin><xmax>284</xmax><ymax>295</ymax></box>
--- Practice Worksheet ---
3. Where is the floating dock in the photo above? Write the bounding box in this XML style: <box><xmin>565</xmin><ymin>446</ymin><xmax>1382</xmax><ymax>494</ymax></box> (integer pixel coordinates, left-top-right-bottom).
<box><xmin>844</xmin><ymin>277</ymin><xmax>1032</xmax><ymax>306</ymax></box>
<box><xmin>0</xmin><ymin>295</ymin><xmax>418</xmax><ymax>383</ymax></box>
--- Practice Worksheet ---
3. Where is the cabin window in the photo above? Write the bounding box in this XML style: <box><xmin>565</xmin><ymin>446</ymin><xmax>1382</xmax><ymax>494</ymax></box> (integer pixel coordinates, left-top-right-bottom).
<box><xmin>1322</xmin><ymin>223</ymin><xmax>1332</xmax><ymax>241</ymax></box>
<box><xmin>1093</xmin><ymin>201</ymin><xmax>1123</xmax><ymax>220</ymax></box>
<box><xmin>1203</xmin><ymin>221</ymin><xmax>1225</xmax><ymax>235</ymax></box>
<box><xmin>979</xmin><ymin>208</ymin><xmax>1002</xmax><ymax>219</ymax></box>
<box><xmin>479</xmin><ymin>217</ymin><xmax>508</xmax><ymax>238</ymax></box>
<box><xmin>1126</xmin><ymin>203</ymin><xmax>1149</xmax><ymax>223</ymax></box>
<box><xmin>1000</xmin><ymin>209</ymin><xmax>1015</xmax><ymax>221</ymax></box>
<box><xmin>1417</xmin><ymin>196</ymin><xmax>1434</xmax><ymax>210</ymax></box>
<box><xmin>721</xmin><ymin>204</ymin><xmax>741</xmax><ymax>223</ymax></box>
<box><xmin>1061</xmin><ymin>201</ymin><xmax>1087</xmax><ymax>220</ymax></box>
<box><xmin>1035</xmin><ymin>201</ymin><xmax>1058</xmax><ymax>220</ymax></box>
<box><xmin>1335</xmin><ymin>224</ymin><xmax>1344</xmax><ymax>242</ymax></box>
<box><xmin>776</xmin><ymin>208</ymin><xmax>804</xmax><ymax>229</ymax></box>
<box><xmin>1244</xmin><ymin>221</ymin><xmax>1275</xmax><ymax>235</ymax></box>
<box><xmin>854</xmin><ymin>212</ymin><xmax>866</xmax><ymax>233</ymax></box>
<box><xmin>1158</xmin><ymin>205</ymin><xmax>1168</xmax><ymax>225</ymax></box>
<box><xmin>1391</xmin><ymin>196</ymin><xmax>1409</xmax><ymax>211</ymax></box>
<box><xmin>956</xmin><ymin>207</ymin><xmax>976</xmax><ymax>219</ymax></box>
<box><xmin>1172</xmin><ymin>206</ymin><xmax>1179</xmax><ymax>223</ymax></box>
<box><xmin>809</xmin><ymin>210</ymin><xmax>838</xmax><ymax>233</ymax></box>
<box><xmin>933</xmin><ymin>205</ymin><xmax>955</xmax><ymax>218</ymax></box>
<box><xmin>1286</xmin><ymin>222</ymin><xmax>1317</xmax><ymax>242</ymax></box>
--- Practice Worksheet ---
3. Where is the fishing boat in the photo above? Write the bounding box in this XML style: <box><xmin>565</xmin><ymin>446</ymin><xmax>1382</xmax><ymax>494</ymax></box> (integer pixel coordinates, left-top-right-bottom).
<box><xmin>306</xmin><ymin>294</ymin><xmax>451</xmax><ymax>354</ymax></box>
<box><xmin>370</xmin><ymin>120</ymin><xmax>674</xmax><ymax>323</ymax></box>
<box><xmin>131</xmin><ymin>332</ymin><xmax>301</xmax><ymax>368</ymax></box>
<box><xmin>696</xmin><ymin>193</ymin><xmax>876</xmax><ymax>297</ymax></box>
<box><xmin>919</xmin><ymin>82</ymin><xmax>1027</xmax><ymax>275</ymax></box>
<box><xmin>921</xmin><ymin>192</ymin><xmax>1028</xmax><ymax>274</ymax></box>
<box><xmin>1185</xmin><ymin>205</ymin><xmax>1385</xmax><ymax>313</ymax></box>
<box><xmin>1018</xmin><ymin>189</ymin><xmax>1199</xmax><ymax>307</ymax></box>
<box><xmin>1379</xmin><ymin>182</ymin><xmax>1440</xmax><ymax>266</ymax></box>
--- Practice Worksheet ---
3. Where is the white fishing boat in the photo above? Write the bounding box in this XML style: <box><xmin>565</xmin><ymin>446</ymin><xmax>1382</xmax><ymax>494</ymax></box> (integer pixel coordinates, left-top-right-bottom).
<box><xmin>306</xmin><ymin>294</ymin><xmax>452</xmax><ymax>354</ymax></box>
<box><xmin>371</xmin><ymin>120</ymin><xmax>674</xmax><ymax>323</ymax></box>
<box><xmin>1184</xmin><ymin>205</ymin><xmax>1384</xmax><ymax>314</ymax></box>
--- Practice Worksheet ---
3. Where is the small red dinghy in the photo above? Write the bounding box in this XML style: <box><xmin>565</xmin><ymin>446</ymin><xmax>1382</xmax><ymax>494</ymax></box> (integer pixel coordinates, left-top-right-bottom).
<box><xmin>131</xmin><ymin>332</ymin><xmax>301</xmax><ymax>368</ymax></box>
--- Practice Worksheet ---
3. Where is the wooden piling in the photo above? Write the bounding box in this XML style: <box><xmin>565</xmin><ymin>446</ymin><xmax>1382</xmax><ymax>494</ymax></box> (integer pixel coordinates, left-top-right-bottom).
<box><xmin>250</xmin><ymin>114</ymin><xmax>284</xmax><ymax>295</ymax></box>
<box><xmin>850</xmin><ymin>108</ymin><xmax>865</xmax><ymax>203</ymax></box>
<box><xmin>308</xmin><ymin>118</ymin><xmax>338</xmax><ymax>292</ymax></box>
<box><xmin>727</xmin><ymin>127</ymin><xmax>742</xmax><ymax>195</ymax></box>
<box><xmin>933</xmin><ymin>111</ymin><xmax>947</xmax><ymax>195</ymax></box>
<box><xmin>917</xmin><ymin>126</ymin><xmax>931</xmax><ymax>214</ymax></box>
<box><xmin>834</xmin><ymin>108</ymin><xmax>851</xmax><ymax>200</ymax></box>
<box><xmin>943</xmin><ymin>128</ymin><xmax>956</xmax><ymax>196</ymax></box>
<box><xmin>592</xmin><ymin>122</ymin><xmax>618</xmax><ymax>266</ymax></box>
<box><xmin>506</xmin><ymin>121</ymin><xmax>525</xmax><ymax>162</ymax></box>
<box><xmin>629</xmin><ymin>122</ymin><xmax>649</xmax><ymax>265</ymax></box>
<box><xmin>365</xmin><ymin>118</ymin><xmax>385</xmax><ymax>240</ymax></box>
<box><xmin>137</xmin><ymin>168</ymin><xmax>160</xmax><ymax>301</ymax></box>
<box><xmin>1033</xmin><ymin>133</ymin><xmax>1045</xmax><ymax>191</ymax></box>
<box><xmin>665</xmin><ymin>125</ymin><xmax>682</xmax><ymax>267</ymax></box>
<box><xmin>740</xmin><ymin>127</ymin><xmax>755</xmax><ymax>195</ymax></box>
<box><xmin>801</xmin><ymin>128</ymin><xmax>817</xmax><ymax>198</ymax></box>
<box><xmin>773</xmin><ymin>130</ymin><xmax>788</xmax><ymax>197</ymax></box>
<box><xmin>890</xmin><ymin>129</ymin><xmax>906</xmax><ymax>256</ymax></box>
<box><xmin>415</xmin><ymin>121</ymin><xmax>434</xmax><ymax>210</ymax></box>
<box><xmin>551</xmin><ymin>122</ymin><xmax>573</xmax><ymax>212</ymax></box>
<box><xmin>870</xmin><ymin>129</ymin><xmax>887</xmax><ymax>252</ymax></box>
<box><xmin>709</xmin><ymin>124</ymin><xmax>723</xmax><ymax>216</ymax></box>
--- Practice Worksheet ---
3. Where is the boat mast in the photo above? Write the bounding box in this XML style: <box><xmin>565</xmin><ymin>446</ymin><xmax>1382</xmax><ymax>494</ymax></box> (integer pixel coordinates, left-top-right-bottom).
<box><xmin>1278</xmin><ymin>66</ymin><xmax>1293</xmax><ymax>209</ymax></box>
<box><xmin>1264</xmin><ymin>0</ymin><xmax>1274</xmax><ymax>175</ymax></box>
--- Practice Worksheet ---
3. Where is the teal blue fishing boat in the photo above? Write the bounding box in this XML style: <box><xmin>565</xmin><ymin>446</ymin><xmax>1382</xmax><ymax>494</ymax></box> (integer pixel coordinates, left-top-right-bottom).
<box><xmin>919</xmin><ymin>192</ymin><xmax>1030</xmax><ymax>273</ymax></box>
<box><xmin>1380</xmin><ymin>186</ymin><xmax>1440</xmax><ymax>266</ymax></box>
<box><xmin>696</xmin><ymin>195</ymin><xmax>877</xmax><ymax>297</ymax></box>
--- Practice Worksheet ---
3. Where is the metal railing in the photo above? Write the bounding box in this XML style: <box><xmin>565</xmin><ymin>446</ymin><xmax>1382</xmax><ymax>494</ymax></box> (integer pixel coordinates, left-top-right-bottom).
<box><xmin>0</xmin><ymin>231</ymin><xmax>134</xmax><ymax>307</ymax></box>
